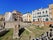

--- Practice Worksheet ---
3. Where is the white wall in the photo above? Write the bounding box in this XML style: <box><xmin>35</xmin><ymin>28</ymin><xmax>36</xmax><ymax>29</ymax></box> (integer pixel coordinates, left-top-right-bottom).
<box><xmin>5</xmin><ymin>12</ymin><xmax>14</xmax><ymax>21</ymax></box>
<box><xmin>32</xmin><ymin>8</ymin><xmax>51</xmax><ymax>22</ymax></box>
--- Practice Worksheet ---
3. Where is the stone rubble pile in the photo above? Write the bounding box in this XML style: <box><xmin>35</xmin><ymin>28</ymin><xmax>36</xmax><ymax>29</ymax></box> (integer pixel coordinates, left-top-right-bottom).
<box><xmin>34</xmin><ymin>28</ymin><xmax>53</xmax><ymax>40</ymax></box>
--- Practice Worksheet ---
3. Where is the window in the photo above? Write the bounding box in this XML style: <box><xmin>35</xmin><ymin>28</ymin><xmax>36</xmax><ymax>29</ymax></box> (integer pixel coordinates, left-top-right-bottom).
<box><xmin>13</xmin><ymin>13</ymin><xmax>16</xmax><ymax>15</ymax></box>
<box><xmin>33</xmin><ymin>16</ymin><xmax>36</xmax><ymax>18</ymax></box>
<box><xmin>39</xmin><ymin>12</ymin><xmax>41</xmax><ymax>14</ymax></box>
<box><xmin>45</xmin><ymin>18</ymin><xmax>48</xmax><ymax>21</ymax></box>
<box><xmin>38</xmin><ymin>18</ymin><xmax>39</xmax><ymax>21</ymax></box>
<box><xmin>47</xmin><ymin>15</ymin><xmax>48</xmax><ymax>17</ymax></box>
<box><xmin>29</xmin><ymin>15</ymin><xmax>30</xmax><ymax>17</ymax></box>
<box><xmin>37</xmin><ymin>12</ymin><xmax>41</xmax><ymax>14</ymax></box>
<box><xmin>37</xmin><ymin>12</ymin><xmax>39</xmax><ymax>14</ymax></box>
<box><xmin>43</xmin><ymin>15</ymin><xmax>46</xmax><ymax>17</ymax></box>
<box><xmin>46</xmin><ymin>10</ymin><xmax>47</xmax><ymax>13</ymax></box>
<box><xmin>14</xmin><ymin>18</ymin><xmax>17</xmax><ymax>21</ymax></box>
<box><xmin>51</xmin><ymin>18</ymin><xmax>52</xmax><ymax>20</ymax></box>
<box><xmin>43</xmin><ymin>11</ymin><xmax>44</xmax><ymax>13</ymax></box>
<box><xmin>33</xmin><ymin>19</ymin><xmax>35</xmax><ymax>22</ymax></box>
<box><xmin>42</xmin><ymin>15</ymin><xmax>48</xmax><ymax>17</ymax></box>
<box><xmin>38</xmin><ymin>16</ymin><xmax>41</xmax><ymax>17</ymax></box>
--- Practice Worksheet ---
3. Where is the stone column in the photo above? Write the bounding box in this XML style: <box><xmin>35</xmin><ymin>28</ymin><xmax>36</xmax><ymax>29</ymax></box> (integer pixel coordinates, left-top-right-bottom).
<box><xmin>13</xmin><ymin>25</ymin><xmax>19</xmax><ymax>39</ymax></box>
<box><xmin>39</xmin><ymin>18</ymin><xmax>44</xmax><ymax>28</ymax></box>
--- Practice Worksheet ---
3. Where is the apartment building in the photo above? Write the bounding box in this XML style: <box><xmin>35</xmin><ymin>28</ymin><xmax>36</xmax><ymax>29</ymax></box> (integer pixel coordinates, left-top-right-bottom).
<box><xmin>22</xmin><ymin>13</ymin><xmax>32</xmax><ymax>22</ymax></box>
<box><xmin>32</xmin><ymin>8</ymin><xmax>51</xmax><ymax>22</ymax></box>
<box><xmin>49</xmin><ymin>4</ymin><xmax>53</xmax><ymax>20</ymax></box>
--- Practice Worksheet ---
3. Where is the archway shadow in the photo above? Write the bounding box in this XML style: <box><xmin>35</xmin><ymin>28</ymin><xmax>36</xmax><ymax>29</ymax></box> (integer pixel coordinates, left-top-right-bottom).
<box><xmin>19</xmin><ymin>28</ymin><xmax>25</xmax><ymax>36</ymax></box>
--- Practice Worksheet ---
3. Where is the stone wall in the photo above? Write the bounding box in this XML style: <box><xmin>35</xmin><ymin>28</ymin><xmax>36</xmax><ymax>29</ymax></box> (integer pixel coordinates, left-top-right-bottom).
<box><xmin>34</xmin><ymin>28</ymin><xmax>53</xmax><ymax>40</ymax></box>
<box><xmin>5</xmin><ymin>21</ymin><xmax>18</xmax><ymax>28</ymax></box>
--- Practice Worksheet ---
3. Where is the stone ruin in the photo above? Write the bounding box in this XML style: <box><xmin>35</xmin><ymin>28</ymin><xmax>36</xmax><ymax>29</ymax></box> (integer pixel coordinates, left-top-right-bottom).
<box><xmin>33</xmin><ymin>28</ymin><xmax>53</xmax><ymax>40</ymax></box>
<box><xmin>13</xmin><ymin>25</ymin><xmax>19</xmax><ymax>39</ymax></box>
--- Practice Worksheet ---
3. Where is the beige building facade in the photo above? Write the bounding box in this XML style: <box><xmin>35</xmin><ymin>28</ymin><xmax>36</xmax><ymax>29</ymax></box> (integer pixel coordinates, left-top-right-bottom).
<box><xmin>49</xmin><ymin>4</ymin><xmax>53</xmax><ymax>20</ymax></box>
<box><xmin>22</xmin><ymin>13</ymin><xmax>32</xmax><ymax>22</ymax></box>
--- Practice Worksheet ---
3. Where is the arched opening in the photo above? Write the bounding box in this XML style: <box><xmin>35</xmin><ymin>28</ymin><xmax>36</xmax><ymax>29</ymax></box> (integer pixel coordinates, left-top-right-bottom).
<box><xmin>45</xmin><ymin>18</ymin><xmax>48</xmax><ymax>21</ymax></box>
<box><xmin>18</xmin><ymin>28</ymin><xmax>25</xmax><ymax>36</ymax></box>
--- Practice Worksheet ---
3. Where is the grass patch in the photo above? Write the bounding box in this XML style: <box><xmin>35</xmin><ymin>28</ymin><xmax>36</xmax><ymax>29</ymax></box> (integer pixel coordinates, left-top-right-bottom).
<box><xmin>20</xmin><ymin>25</ymin><xmax>50</xmax><ymax>40</ymax></box>
<box><xmin>22</xmin><ymin>30</ymin><xmax>30</xmax><ymax>36</ymax></box>
<box><xmin>0</xmin><ymin>28</ymin><xmax>13</xmax><ymax>40</ymax></box>
<box><xmin>35</xmin><ymin>26</ymin><xmax>44</xmax><ymax>30</ymax></box>
<box><xmin>20</xmin><ymin>30</ymin><xmax>30</xmax><ymax>40</ymax></box>
<box><xmin>24</xmin><ymin>30</ymin><xmax>29</xmax><ymax>35</ymax></box>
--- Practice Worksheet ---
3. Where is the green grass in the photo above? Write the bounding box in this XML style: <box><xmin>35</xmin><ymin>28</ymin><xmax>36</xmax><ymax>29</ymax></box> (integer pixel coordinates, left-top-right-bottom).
<box><xmin>19</xmin><ymin>30</ymin><xmax>30</xmax><ymax>40</ymax></box>
<box><xmin>0</xmin><ymin>28</ymin><xmax>13</xmax><ymax>40</ymax></box>
<box><xmin>20</xmin><ymin>25</ymin><xmax>50</xmax><ymax>40</ymax></box>
<box><xmin>0</xmin><ymin>25</ymin><xmax>50</xmax><ymax>40</ymax></box>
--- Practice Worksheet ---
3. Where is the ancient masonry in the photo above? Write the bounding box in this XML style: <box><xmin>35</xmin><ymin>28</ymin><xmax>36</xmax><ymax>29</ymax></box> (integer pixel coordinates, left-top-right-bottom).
<box><xmin>13</xmin><ymin>22</ymin><xmax>19</xmax><ymax>39</ymax></box>
<box><xmin>4</xmin><ymin>10</ymin><xmax>22</xmax><ymax>39</ymax></box>
<box><xmin>5</xmin><ymin>21</ymin><xmax>20</xmax><ymax>39</ymax></box>
<box><xmin>34</xmin><ymin>28</ymin><xmax>53</xmax><ymax>40</ymax></box>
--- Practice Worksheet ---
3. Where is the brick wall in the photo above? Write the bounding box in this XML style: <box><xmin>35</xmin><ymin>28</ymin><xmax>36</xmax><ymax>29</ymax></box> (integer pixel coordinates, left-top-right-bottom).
<box><xmin>32</xmin><ymin>21</ymin><xmax>53</xmax><ymax>26</ymax></box>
